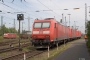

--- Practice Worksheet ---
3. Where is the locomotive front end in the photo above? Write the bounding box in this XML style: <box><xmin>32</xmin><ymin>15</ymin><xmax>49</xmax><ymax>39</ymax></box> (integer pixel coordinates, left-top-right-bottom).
<box><xmin>31</xmin><ymin>20</ymin><xmax>51</xmax><ymax>48</ymax></box>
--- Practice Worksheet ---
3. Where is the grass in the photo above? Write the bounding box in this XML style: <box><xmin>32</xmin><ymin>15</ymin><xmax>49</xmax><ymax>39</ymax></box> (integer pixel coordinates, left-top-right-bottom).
<box><xmin>48</xmin><ymin>42</ymin><xmax>72</xmax><ymax>60</ymax></box>
<box><xmin>0</xmin><ymin>35</ymin><xmax>18</xmax><ymax>42</ymax></box>
<box><xmin>1</xmin><ymin>53</ymin><xmax>8</xmax><ymax>57</ymax></box>
<box><xmin>23</xmin><ymin>46</ymin><xmax>35</xmax><ymax>52</ymax></box>
<box><xmin>88</xmin><ymin>48</ymin><xmax>90</xmax><ymax>52</ymax></box>
<box><xmin>86</xmin><ymin>39</ymin><xmax>90</xmax><ymax>54</ymax></box>
<box><xmin>0</xmin><ymin>36</ymin><xmax>3</xmax><ymax>39</ymax></box>
<box><xmin>27</xmin><ymin>44</ymin><xmax>69</xmax><ymax>60</ymax></box>
<box><xmin>0</xmin><ymin>46</ymin><xmax>35</xmax><ymax>59</ymax></box>
<box><xmin>0</xmin><ymin>36</ymin><xmax>4</xmax><ymax>42</ymax></box>
<box><xmin>87</xmin><ymin>45</ymin><xmax>90</xmax><ymax>54</ymax></box>
<box><xmin>27</xmin><ymin>39</ymin><xmax>82</xmax><ymax>60</ymax></box>
<box><xmin>0</xmin><ymin>37</ymin><xmax>30</xmax><ymax>43</ymax></box>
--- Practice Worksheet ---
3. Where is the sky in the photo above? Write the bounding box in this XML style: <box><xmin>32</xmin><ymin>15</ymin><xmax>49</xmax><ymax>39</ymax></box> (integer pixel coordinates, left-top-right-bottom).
<box><xmin>0</xmin><ymin>0</ymin><xmax>90</xmax><ymax>34</ymax></box>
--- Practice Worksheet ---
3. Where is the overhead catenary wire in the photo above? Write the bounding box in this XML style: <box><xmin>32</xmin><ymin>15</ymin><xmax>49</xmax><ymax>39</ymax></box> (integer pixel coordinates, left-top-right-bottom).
<box><xmin>0</xmin><ymin>2</ymin><xmax>13</xmax><ymax>13</ymax></box>
<box><xmin>48</xmin><ymin>1</ymin><xmax>85</xmax><ymax>28</ymax></box>
<box><xmin>0</xmin><ymin>2</ymin><xmax>26</xmax><ymax>19</ymax></box>
<box><xmin>24</xmin><ymin>2</ymin><xmax>50</xmax><ymax>17</ymax></box>
<box><xmin>0</xmin><ymin>1</ymin><xmax>86</xmax><ymax>20</ymax></box>
<box><xmin>12</xmin><ymin>0</ymin><xmax>26</xmax><ymax>3</ymax></box>
<box><xmin>0</xmin><ymin>14</ymin><xmax>15</xmax><ymax>20</ymax></box>
<box><xmin>50</xmin><ymin>0</ymin><xmax>62</xmax><ymax>10</ymax></box>
<box><xmin>49</xmin><ymin>0</ymin><xmax>68</xmax><ymax>15</ymax></box>
<box><xmin>1</xmin><ymin>0</ymin><xmax>85</xmax><ymax>19</ymax></box>
<box><xmin>0</xmin><ymin>1</ymin><xmax>37</xmax><ymax>29</ymax></box>
<box><xmin>11</xmin><ymin>1</ymin><xmax>41</xmax><ymax>18</ymax></box>
<box><xmin>21</xmin><ymin>2</ymin><xmax>42</xmax><ymax>18</ymax></box>
<box><xmin>23</xmin><ymin>1</ymin><xmax>42</xmax><ymax>11</ymax></box>
<box><xmin>0</xmin><ymin>1</ymin><xmax>38</xmax><ymax>19</ymax></box>
<box><xmin>1</xmin><ymin>0</ymin><xmax>36</xmax><ymax>30</ymax></box>
<box><xmin>0</xmin><ymin>2</ymin><xmax>20</xmax><ymax>12</ymax></box>
<box><xmin>11</xmin><ymin>0</ymin><xmax>52</xmax><ymax>19</ymax></box>
<box><xmin>22</xmin><ymin>1</ymin><xmax>53</xmax><ymax>19</ymax></box>
<box><xmin>37</xmin><ymin>0</ymin><xmax>61</xmax><ymax>17</ymax></box>
<box><xmin>0</xmin><ymin>0</ymin><xmax>4</xmax><ymax>3</ymax></box>
<box><xmin>49</xmin><ymin>2</ymin><xmax>85</xmax><ymax>14</ymax></box>
<box><xmin>0</xmin><ymin>1</ymin><xmax>29</xmax><ymax>15</ymax></box>
<box><xmin>48</xmin><ymin>1</ymin><xmax>85</xmax><ymax>26</ymax></box>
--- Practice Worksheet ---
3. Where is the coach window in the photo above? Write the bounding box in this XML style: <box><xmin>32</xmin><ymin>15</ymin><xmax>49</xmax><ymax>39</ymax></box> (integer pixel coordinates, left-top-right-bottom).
<box><xmin>34</xmin><ymin>22</ymin><xmax>42</xmax><ymax>28</ymax></box>
<box><xmin>55</xmin><ymin>23</ymin><xmax>56</xmax><ymax>28</ymax></box>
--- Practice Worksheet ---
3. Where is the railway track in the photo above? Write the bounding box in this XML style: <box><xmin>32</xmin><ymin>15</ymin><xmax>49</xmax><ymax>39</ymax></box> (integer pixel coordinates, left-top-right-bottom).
<box><xmin>0</xmin><ymin>39</ymin><xmax>30</xmax><ymax>47</ymax></box>
<box><xmin>0</xmin><ymin>40</ymin><xmax>16</xmax><ymax>46</ymax></box>
<box><xmin>0</xmin><ymin>43</ymin><xmax>31</xmax><ymax>53</ymax></box>
<box><xmin>1</xmin><ymin>39</ymin><xmax>81</xmax><ymax>60</ymax></box>
<box><xmin>0</xmin><ymin>39</ymin><xmax>31</xmax><ymax>49</ymax></box>
<box><xmin>1</xmin><ymin>50</ymin><xmax>45</xmax><ymax>60</ymax></box>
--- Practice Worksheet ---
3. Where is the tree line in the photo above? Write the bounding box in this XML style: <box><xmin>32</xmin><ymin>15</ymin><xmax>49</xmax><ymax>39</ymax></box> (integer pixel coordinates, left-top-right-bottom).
<box><xmin>0</xmin><ymin>25</ymin><xmax>17</xmax><ymax>36</ymax></box>
<box><xmin>86</xmin><ymin>21</ymin><xmax>90</xmax><ymax>51</ymax></box>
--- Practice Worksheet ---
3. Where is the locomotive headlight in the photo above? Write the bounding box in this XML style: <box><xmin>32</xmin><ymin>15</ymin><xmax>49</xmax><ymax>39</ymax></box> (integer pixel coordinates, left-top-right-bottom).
<box><xmin>46</xmin><ymin>36</ymin><xmax>50</xmax><ymax>40</ymax></box>
<box><xmin>43</xmin><ymin>31</ymin><xmax>50</xmax><ymax>34</ymax></box>
<box><xmin>33</xmin><ymin>36</ymin><xmax>36</xmax><ymax>39</ymax></box>
<box><xmin>46</xmin><ymin>36</ymin><xmax>49</xmax><ymax>37</ymax></box>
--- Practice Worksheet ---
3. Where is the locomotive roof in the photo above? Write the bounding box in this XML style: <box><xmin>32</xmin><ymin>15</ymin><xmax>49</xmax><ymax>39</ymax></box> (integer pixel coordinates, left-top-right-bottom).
<box><xmin>35</xmin><ymin>18</ymin><xmax>65</xmax><ymax>25</ymax></box>
<box><xmin>34</xmin><ymin>18</ymin><xmax>79</xmax><ymax>30</ymax></box>
<box><xmin>44</xmin><ymin>18</ymin><xmax>54</xmax><ymax>20</ymax></box>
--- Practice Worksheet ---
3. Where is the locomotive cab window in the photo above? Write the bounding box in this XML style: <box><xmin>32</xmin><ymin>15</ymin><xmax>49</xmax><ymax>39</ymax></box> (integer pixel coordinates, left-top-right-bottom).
<box><xmin>42</xmin><ymin>22</ymin><xmax>50</xmax><ymax>28</ymax></box>
<box><xmin>34</xmin><ymin>22</ymin><xmax>50</xmax><ymax>28</ymax></box>
<box><xmin>34</xmin><ymin>22</ymin><xmax>41</xmax><ymax>28</ymax></box>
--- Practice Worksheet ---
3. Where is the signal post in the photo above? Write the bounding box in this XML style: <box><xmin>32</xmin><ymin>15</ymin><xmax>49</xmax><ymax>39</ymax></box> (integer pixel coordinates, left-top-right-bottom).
<box><xmin>17</xmin><ymin>14</ymin><xmax>24</xmax><ymax>51</ymax></box>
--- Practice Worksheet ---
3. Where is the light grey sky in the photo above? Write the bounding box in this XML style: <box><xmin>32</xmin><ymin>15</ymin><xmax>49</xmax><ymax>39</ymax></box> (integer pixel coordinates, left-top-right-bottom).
<box><xmin>0</xmin><ymin>0</ymin><xmax>90</xmax><ymax>34</ymax></box>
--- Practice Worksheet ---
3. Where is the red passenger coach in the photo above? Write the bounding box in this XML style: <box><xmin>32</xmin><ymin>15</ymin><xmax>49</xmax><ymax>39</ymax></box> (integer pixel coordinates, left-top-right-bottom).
<box><xmin>3</xmin><ymin>33</ymin><xmax>16</xmax><ymax>39</ymax></box>
<box><xmin>31</xmin><ymin>18</ymin><xmax>81</xmax><ymax>48</ymax></box>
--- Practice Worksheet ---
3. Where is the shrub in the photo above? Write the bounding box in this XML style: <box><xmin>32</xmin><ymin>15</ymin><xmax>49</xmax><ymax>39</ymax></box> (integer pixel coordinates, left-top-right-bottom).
<box><xmin>86</xmin><ymin>21</ymin><xmax>90</xmax><ymax>49</ymax></box>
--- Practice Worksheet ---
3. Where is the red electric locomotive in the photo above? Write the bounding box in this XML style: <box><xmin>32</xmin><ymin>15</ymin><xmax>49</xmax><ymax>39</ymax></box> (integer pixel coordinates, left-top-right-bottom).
<box><xmin>31</xmin><ymin>18</ymin><xmax>81</xmax><ymax>48</ymax></box>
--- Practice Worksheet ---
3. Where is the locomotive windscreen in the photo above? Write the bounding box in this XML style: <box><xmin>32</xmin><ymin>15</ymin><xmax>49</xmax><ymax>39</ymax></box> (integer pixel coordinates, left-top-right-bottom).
<box><xmin>34</xmin><ymin>22</ymin><xmax>50</xmax><ymax>28</ymax></box>
<box><xmin>34</xmin><ymin>22</ymin><xmax>41</xmax><ymax>28</ymax></box>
